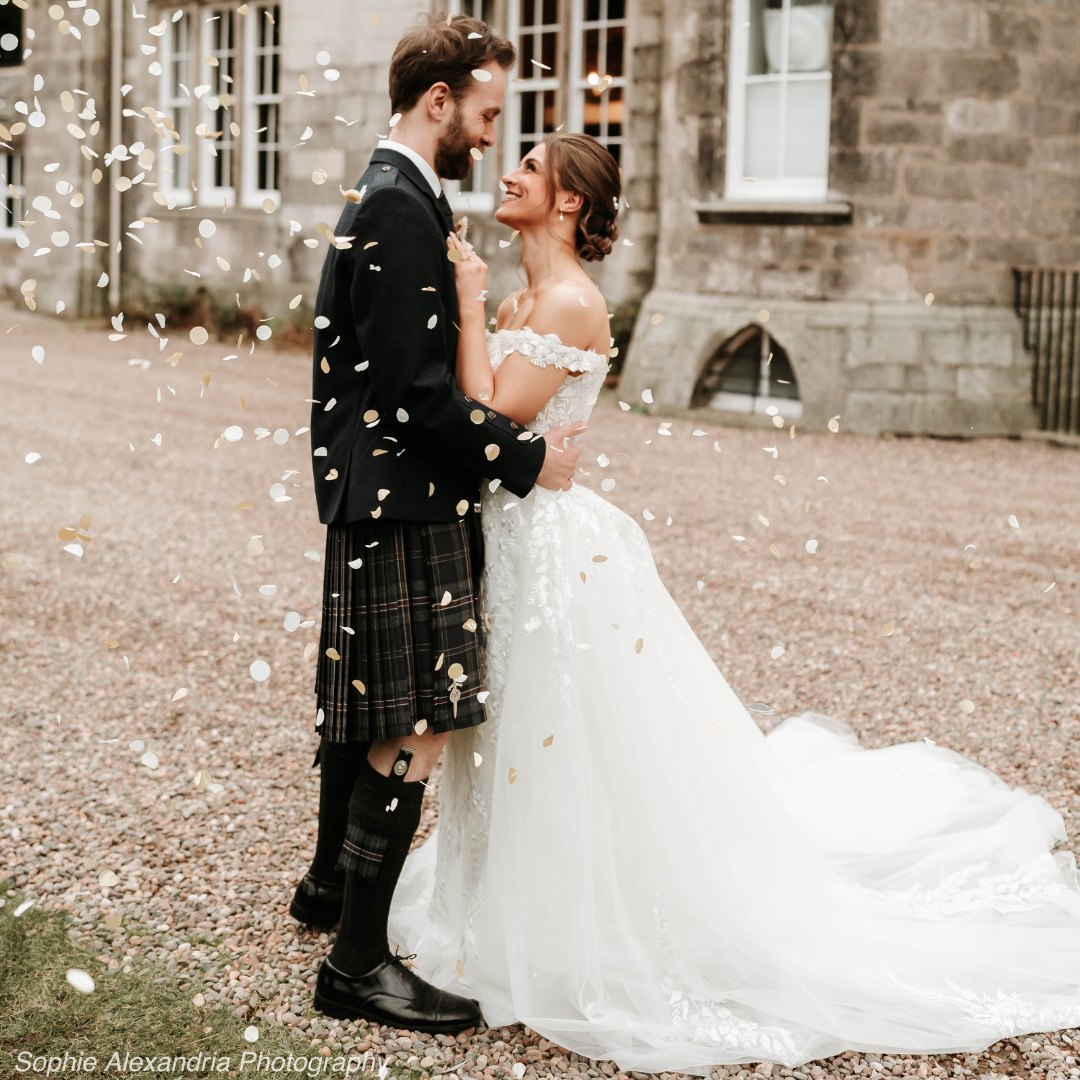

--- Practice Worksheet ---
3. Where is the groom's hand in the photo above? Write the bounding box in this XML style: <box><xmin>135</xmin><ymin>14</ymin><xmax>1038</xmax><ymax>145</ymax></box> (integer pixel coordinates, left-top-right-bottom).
<box><xmin>536</xmin><ymin>422</ymin><xmax>588</xmax><ymax>491</ymax></box>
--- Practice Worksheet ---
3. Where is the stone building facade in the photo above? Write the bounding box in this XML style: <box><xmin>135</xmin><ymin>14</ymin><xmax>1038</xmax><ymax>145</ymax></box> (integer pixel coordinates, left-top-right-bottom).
<box><xmin>1</xmin><ymin>0</ymin><xmax>1078</xmax><ymax>436</ymax></box>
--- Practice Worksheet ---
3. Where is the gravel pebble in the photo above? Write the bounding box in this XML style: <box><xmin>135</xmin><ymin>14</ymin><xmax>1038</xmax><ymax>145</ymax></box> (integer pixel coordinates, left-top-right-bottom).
<box><xmin>2</xmin><ymin>307</ymin><xmax>1079</xmax><ymax>1079</ymax></box>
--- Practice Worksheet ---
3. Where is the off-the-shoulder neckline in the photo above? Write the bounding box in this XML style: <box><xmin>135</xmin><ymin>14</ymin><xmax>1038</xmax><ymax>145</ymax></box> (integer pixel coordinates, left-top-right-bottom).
<box><xmin>489</xmin><ymin>325</ymin><xmax>609</xmax><ymax>364</ymax></box>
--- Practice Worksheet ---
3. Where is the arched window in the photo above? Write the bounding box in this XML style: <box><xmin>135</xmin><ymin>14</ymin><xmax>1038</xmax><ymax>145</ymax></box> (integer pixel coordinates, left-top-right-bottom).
<box><xmin>692</xmin><ymin>325</ymin><xmax>803</xmax><ymax>418</ymax></box>
<box><xmin>0</xmin><ymin>4</ymin><xmax>23</xmax><ymax>68</ymax></box>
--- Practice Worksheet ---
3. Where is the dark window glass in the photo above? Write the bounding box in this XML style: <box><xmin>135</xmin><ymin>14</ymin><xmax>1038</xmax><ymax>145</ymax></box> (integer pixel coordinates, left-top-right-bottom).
<box><xmin>0</xmin><ymin>6</ymin><xmax>23</xmax><ymax>68</ymax></box>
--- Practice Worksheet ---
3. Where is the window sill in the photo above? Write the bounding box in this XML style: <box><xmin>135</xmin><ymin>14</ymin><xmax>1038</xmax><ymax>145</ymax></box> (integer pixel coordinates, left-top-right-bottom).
<box><xmin>692</xmin><ymin>198</ymin><xmax>852</xmax><ymax>226</ymax></box>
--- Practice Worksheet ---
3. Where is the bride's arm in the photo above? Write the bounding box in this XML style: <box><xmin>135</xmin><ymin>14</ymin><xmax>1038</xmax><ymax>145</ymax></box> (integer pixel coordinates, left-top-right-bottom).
<box><xmin>448</xmin><ymin>237</ymin><xmax>602</xmax><ymax>426</ymax></box>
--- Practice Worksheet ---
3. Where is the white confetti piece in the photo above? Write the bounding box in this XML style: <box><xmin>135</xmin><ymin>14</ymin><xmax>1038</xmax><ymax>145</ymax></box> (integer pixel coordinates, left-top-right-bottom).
<box><xmin>770</xmin><ymin>645</ymin><xmax>785</xmax><ymax>660</ymax></box>
<box><xmin>283</xmin><ymin>611</ymin><xmax>301</xmax><ymax>632</ymax></box>
<box><xmin>427</xmin><ymin>314</ymin><xmax>438</xmax><ymax>329</ymax></box>
<box><xmin>249</xmin><ymin>660</ymin><xmax>271</xmax><ymax>683</ymax></box>
<box><xmin>189</xmin><ymin>326</ymin><xmax>209</xmax><ymax>345</ymax></box>
<box><xmin>256</xmin><ymin>325</ymin><xmax>272</xmax><ymax>340</ymax></box>
<box><xmin>1008</xmin><ymin>514</ymin><xmax>1020</xmax><ymax>529</ymax></box>
<box><xmin>198</xmin><ymin>219</ymin><xmax>216</xmax><ymax>239</ymax></box>
<box><xmin>641</xmin><ymin>388</ymin><xmax>653</xmax><ymax>404</ymax></box>
<box><xmin>139</xmin><ymin>750</ymin><xmax>158</xmax><ymax>770</ymax></box>
<box><xmin>31</xmin><ymin>346</ymin><xmax>45</xmax><ymax>364</ymax></box>
<box><xmin>244</xmin><ymin>1025</ymin><xmax>259</xmax><ymax>1043</ymax></box>
<box><xmin>471</xmin><ymin>67</ymin><xmax>493</xmax><ymax>82</ymax></box>
<box><xmin>805</xmin><ymin>539</ymin><xmax>818</xmax><ymax>554</ymax></box>
<box><xmin>24</xmin><ymin>452</ymin><xmax>41</xmax><ymax>465</ymax></box>
<box><xmin>14</xmin><ymin>899</ymin><xmax>36</xmax><ymax>918</ymax></box>
<box><xmin>223</xmin><ymin>425</ymin><xmax>243</xmax><ymax>442</ymax></box>
<box><xmin>66</xmin><ymin>969</ymin><xmax>96</xmax><ymax>994</ymax></box>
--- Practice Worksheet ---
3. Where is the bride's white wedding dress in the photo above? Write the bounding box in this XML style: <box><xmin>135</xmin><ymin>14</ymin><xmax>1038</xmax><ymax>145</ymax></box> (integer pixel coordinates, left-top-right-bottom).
<box><xmin>389</xmin><ymin>327</ymin><xmax>1080</xmax><ymax>1073</ymax></box>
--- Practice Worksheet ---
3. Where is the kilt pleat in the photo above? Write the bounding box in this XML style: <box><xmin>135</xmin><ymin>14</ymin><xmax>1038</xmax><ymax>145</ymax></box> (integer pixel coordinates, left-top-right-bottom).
<box><xmin>315</xmin><ymin>515</ymin><xmax>485</xmax><ymax>743</ymax></box>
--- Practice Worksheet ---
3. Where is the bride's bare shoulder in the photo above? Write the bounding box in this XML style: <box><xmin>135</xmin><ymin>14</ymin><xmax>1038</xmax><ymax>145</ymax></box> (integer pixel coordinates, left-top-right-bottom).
<box><xmin>529</xmin><ymin>279</ymin><xmax>609</xmax><ymax>356</ymax></box>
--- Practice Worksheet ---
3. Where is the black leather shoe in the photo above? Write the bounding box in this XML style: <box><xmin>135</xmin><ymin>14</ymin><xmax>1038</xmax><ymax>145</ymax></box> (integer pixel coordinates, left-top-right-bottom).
<box><xmin>289</xmin><ymin>873</ymin><xmax>344</xmax><ymax>929</ymax></box>
<box><xmin>314</xmin><ymin>953</ymin><xmax>484</xmax><ymax>1034</ymax></box>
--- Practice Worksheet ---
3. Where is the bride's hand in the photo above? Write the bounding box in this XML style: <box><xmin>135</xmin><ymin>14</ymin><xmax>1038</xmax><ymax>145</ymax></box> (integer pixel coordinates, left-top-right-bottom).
<box><xmin>447</xmin><ymin>232</ymin><xmax>488</xmax><ymax>309</ymax></box>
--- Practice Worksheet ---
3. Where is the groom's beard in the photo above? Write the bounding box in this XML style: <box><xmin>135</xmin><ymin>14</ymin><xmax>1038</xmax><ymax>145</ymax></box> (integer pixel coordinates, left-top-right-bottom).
<box><xmin>434</xmin><ymin>108</ymin><xmax>476</xmax><ymax>181</ymax></box>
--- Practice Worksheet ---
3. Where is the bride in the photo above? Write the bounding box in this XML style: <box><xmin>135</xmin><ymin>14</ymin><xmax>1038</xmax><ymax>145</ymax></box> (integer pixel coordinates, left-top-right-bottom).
<box><xmin>388</xmin><ymin>132</ymin><xmax>1080</xmax><ymax>1073</ymax></box>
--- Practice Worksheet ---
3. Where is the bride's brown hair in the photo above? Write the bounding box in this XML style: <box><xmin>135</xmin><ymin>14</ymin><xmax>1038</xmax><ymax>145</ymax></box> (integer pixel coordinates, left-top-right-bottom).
<box><xmin>541</xmin><ymin>133</ymin><xmax>621</xmax><ymax>262</ymax></box>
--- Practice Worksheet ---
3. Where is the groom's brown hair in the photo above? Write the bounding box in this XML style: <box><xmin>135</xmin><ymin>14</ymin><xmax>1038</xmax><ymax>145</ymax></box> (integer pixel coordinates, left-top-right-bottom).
<box><xmin>389</xmin><ymin>13</ymin><xmax>516</xmax><ymax>114</ymax></box>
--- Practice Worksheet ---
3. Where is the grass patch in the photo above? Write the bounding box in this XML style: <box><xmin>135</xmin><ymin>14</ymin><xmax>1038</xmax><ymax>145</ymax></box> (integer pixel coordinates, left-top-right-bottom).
<box><xmin>0</xmin><ymin>880</ymin><xmax>419</xmax><ymax>1079</ymax></box>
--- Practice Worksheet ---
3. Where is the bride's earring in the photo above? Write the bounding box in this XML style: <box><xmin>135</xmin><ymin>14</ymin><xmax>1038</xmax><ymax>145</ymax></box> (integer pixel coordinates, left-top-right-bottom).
<box><xmin>559</xmin><ymin>211</ymin><xmax>565</xmax><ymax>222</ymax></box>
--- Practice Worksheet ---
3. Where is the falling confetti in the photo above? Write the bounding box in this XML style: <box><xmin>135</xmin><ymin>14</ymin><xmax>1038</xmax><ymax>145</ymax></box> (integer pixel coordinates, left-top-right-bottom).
<box><xmin>249</xmin><ymin>660</ymin><xmax>271</xmax><ymax>682</ymax></box>
<box><xmin>65</xmin><ymin>969</ymin><xmax>96</xmax><ymax>995</ymax></box>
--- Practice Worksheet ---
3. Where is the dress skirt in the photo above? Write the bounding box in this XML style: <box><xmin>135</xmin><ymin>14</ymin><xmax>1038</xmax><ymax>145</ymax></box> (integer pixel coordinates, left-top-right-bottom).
<box><xmin>315</xmin><ymin>513</ymin><xmax>486</xmax><ymax>744</ymax></box>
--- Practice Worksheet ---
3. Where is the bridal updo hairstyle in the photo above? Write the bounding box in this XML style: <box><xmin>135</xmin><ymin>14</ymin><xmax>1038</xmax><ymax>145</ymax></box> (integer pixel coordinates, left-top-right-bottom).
<box><xmin>542</xmin><ymin>133</ymin><xmax>621</xmax><ymax>263</ymax></box>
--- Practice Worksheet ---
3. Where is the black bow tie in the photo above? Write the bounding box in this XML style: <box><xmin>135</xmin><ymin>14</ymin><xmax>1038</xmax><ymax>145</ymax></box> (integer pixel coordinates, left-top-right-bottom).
<box><xmin>436</xmin><ymin>191</ymin><xmax>454</xmax><ymax>233</ymax></box>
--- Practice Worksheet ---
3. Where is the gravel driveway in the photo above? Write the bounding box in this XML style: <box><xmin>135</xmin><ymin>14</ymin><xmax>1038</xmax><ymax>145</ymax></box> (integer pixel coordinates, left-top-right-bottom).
<box><xmin>2</xmin><ymin>304</ymin><xmax>1079</xmax><ymax>1080</ymax></box>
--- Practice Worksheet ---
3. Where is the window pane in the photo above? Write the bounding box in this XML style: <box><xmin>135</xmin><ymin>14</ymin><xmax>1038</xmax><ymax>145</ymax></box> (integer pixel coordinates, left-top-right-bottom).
<box><xmin>541</xmin><ymin>28</ymin><xmax>557</xmax><ymax>69</ymax></box>
<box><xmin>0</xmin><ymin>4</ymin><xmax>22</xmax><ymax>67</ymax></box>
<box><xmin>744</xmin><ymin>81</ymin><xmax>781</xmax><ymax>179</ymax></box>
<box><xmin>759</xmin><ymin>0</ymin><xmax>834</xmax><ymax>75</ymax></box>
<box><xmin>542</xmin><ymin>0</ymin><xmax>558</xmax><ymax>23</ymax></box>
<box><xmin>606</xmin><ymin>24</ymin><xmax>624</xmax><ymax>75</ymax></box>
<box><xmin>583</xmin><ymin>28</ymin><xmax>600</xmax><ymax>77</ymax></box>
<box><xmin>784</xmin><ymin>78</ymin><xmax>830</xmax><ymax>177</ymax></box>
<box><xmin>607</xmin><ymin>0</ymin><xmax>625</xmax><ymax>18</ymax></box>
<box><xmin>586</xmin><ymin>0</ymin><xmax>601</xmax><ymax>19</ymax></box>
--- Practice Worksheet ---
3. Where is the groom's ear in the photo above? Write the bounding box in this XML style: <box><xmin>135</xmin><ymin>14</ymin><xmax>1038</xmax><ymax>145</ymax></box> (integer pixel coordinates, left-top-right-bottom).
<box><xmin>424</xmin><ymin>81</ymin><xmax>454</xmax><ymax>121</ymax></box>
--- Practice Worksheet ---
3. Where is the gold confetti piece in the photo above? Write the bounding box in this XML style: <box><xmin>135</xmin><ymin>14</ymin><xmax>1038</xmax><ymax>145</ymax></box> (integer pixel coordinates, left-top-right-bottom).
<box><xmin>320</xmin><ymin>357</ymin><xmax>330</xmax><ymax>374</ymax></box>
<box><xmin>325</xmin><ymin>468</ymin><xmax>338</xmax><ymax>481</ymax></box>
<box><xmin>543</xmin><ymin>735</ymin><xmax>554</xmax><ymax>747</ymax></box>
<box><xmin>414</xmin><ymin>718</ymin><xmax>428</xmax><ymax>735</ymax></box>
<box><xmin>579</xmin><ymin>571</ymin><xmax>587</xmax><ymax>583</ymax></box>
<box><xmin>827</xmin><ymin>416</ymin><xmax>841</xmax><ymax>433</ymax></box>
<box><xmin>925</xmin><ymin>292</ymin><xmax>935</xmax><ymax>306</ymax></box>
<box><xmin>304</xmin><ymin>642</ymin><xmax>317</xmax><ymax>661</ymax></box>
<box><xmin>428</xmin><ymin>483</ymin><xmax>435</xmax><ymax>496</ymax></box>
<box><xmin>448</xmin><ymin>248</ymin><xmax>463</xmax><ymax>264</ymax></box>
<box><xmin>634</xmin><ymin>638</ymin><xmax>644</xmax><ymax>654</ymax></box>
<box><xmin>507</xmin><ymin>767</ymin><xmax>517</xmax><ymax>783</ymax></box>
<box><xmin>650</xmin><ymin>313</ymin><xmax>664</xmax><ymax>325</ymax></box>
<box><xmin>102</xmin><ymin>912</ymin><xmax>123</xmax><ymax>931</ymax></box>
<box><xmin>58</xmin><ymin>527</ymin><xmax>78</xmax><ymax>542</ymax></box>
<box><xmin>960</xmin><ymin>699</ymin><xmax>975</xmax><ymax>714</ymax></box>
<box><xmin>99</xmin><ymin>869</ymin><xmax>119</xmax><ymax>888</ymax></box>
<box><xmin>235</xmin><ymin>500</ymin><xmax>254</xmax><ymax>510</ymax></box>
<box><xmin>435</xmin><ymin>653</ymin><xmax>445</xmax><ymax>671</ymax></box>
<box><xmin>456</xmin><ymin>959</ymin><xmax>466</xmax><ymax>977</ymax></box>
<box><xmin>351</xmin><ymin>679</ymin><xmax>366</xmax><ymax>695</ymax></box>
<box><xmin>172</xmin><ymin>688</ymin><xmax>188</xmax><ymax>702</ymax></box>
<box><xmin>882</xmin><ymin>621</ymin><xmax>896</xmax><ymax>637</ymax></box>
<box><xmin>440</xmin><ymin>590</ymin><xmax>452</xmax><ymax>607</ymax></box>
<box><xmin>469</xmin><ymin>408</ymin><xmax>487</xmax><ymax>425</ymax></box>
<box><xmin>190</xmin><ymin>326</ymin><xmax>209</xmax><ymax>346</ymax></box>
<box><xmin>592</xmin><ymin>555</ymin><xmax>608</xmax><ymax>563</ymax></box>
<box><xmin>472</xmin><ymin>751</ymin><xmax>483</xmax><ymax>767</ymax></box>
<box><xmin>363</xmin><ymin>409</ymin><xmax>379</xmax><ymax>423</ymax></box>
<box><xmin>462</xmin><ymin>618</ymin><xmax>477</xmax><ymax>633</ymax></box>
<box><xmin>447</xmin><ymin>662</ymin><xmax>464</xmax><ymax>680</ymax></box>
<box><xmin>325</xmin><ymin>648</ymin><xmax>341</xmax><ymax>661</ymax></box>
<box><xmin>456</xmin><ymin>499</ymin><xmax>469</xmax><ymax>515</ymax></box>
<box><xmin>485</xmin><ymin>444</ymin><xmax>500</xmax><ymax>461</ymax></box>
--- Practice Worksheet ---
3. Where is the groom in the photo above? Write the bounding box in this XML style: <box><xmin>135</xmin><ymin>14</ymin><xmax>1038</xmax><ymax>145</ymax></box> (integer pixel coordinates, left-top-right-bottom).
<box><xmin>293</xmin><ymin>14</ymin><xmax>584</xmax><ymax>1032</ymax></box>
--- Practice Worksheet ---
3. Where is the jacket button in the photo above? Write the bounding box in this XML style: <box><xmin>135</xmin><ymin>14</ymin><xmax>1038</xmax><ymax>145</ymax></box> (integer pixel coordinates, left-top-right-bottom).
<box><xmin>511</xmin><ymin>421</ymin><xmax>520</xmax><ymax>429</ymax></box>
<box><xmin>487</xmin><ymin>410</ymin><xmax>496</xmax><ymax>419</ymax></box>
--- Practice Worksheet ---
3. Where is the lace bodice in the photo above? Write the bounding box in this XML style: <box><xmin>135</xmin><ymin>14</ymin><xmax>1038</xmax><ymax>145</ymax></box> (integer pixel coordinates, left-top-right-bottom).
<box><xmin>485</xmin><ymin>327</ymin><xmax>609</xmax><ymax>435</ymax></box>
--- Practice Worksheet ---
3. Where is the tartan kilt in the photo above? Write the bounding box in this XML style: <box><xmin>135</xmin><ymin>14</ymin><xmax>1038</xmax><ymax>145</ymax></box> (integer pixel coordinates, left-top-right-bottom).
<box><xmin>314</xmin><ymin>513</ymin><xmax>486</xmax><ymax>743</ymax></box>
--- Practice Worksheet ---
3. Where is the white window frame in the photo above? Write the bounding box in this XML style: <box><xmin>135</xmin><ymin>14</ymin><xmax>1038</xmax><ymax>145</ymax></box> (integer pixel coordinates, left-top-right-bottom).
<box><xmin>567</xmin><ymin>0</ymin><xmax>628</xmax><ymax>162</ymax></box>
<box><xmin>198</xmin><ymin>4</ymin><xmax>238</xmax><ymax>207</ymax></box>
<box><xmin>0</xmin><ymin>147</ymin><xmax>24</xmax><ymax>236</ymax></box>
<box><xmin>504</xmin><ymin>0</ymin><xmax>563</xmax><ymax>183</ymax></box>
<box><xmin>725</xmin><ymin>0</ymin><xmax>833</xmax><ymax>202</ymax></box>
<box><xmin>447</xmin><ymin>0</ymin><xmax>498</xmax><ymax>213</ymax></box>
<box><xmin>158</xmin><ymin>11</ymin><xmax>196</xmax><ymax>201</ymax></box>
<box><xmin>240</xmin><ymin>2</ymin><xmax>282</xmax><ymax>210</ymax></box>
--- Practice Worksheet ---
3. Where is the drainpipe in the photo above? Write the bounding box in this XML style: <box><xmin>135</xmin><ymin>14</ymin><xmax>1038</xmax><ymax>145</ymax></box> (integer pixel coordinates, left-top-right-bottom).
<box><xmin>106</xmin><ymin>0</ymin><xmax>122</xmax><ymax>312</ymax></box>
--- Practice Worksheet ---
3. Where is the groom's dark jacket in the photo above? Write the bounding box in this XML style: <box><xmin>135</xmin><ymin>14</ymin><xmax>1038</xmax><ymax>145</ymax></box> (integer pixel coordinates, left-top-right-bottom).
<box><xmin>309</xmin><ymin>148</ymin><xmax>545</xmax><ymax>525</ymax></box>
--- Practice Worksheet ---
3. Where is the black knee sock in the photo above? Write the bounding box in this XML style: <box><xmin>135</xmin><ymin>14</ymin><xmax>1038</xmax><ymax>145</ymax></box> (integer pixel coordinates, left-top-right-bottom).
<box><xmin>308</xmin><ymin>738</ymin><xmax>369</xmax><ymax>884</ymax></box>
<box><xmin>329</xmin><ymin>757</ymin><xmax>425</xmax><ymax>976</ymax></box>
